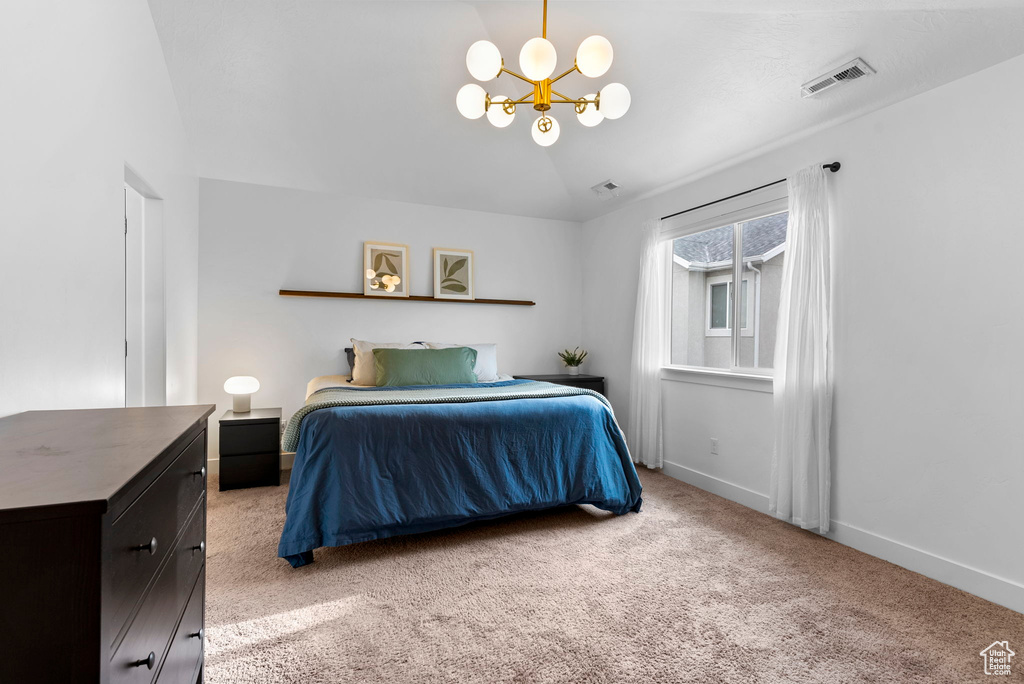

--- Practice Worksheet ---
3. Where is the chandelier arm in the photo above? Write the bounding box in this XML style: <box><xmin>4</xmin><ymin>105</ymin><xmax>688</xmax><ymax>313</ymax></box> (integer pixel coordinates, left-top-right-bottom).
<box><xmin>548</xmin><ymin>65</ymin><xmax>580</xmax><ymax>85</ymax></box>
<box><xmin>500</xmin><ymin>67</ymin><xmax>536</xmax><ymax>85</ymax></box>
<box><xmin>512</xmin><ymin>93</ymin><xmax>534</xmax><ymax>104</ymax></box>
<box><xmin>550</xmin><ymin>98</ymin><xmax>594</xmax><ymax>105</ymax></box>
<box><xmin>549</xmin><ymin>88</ymin><xmax>582</xmax><ymax>102</ymax></box>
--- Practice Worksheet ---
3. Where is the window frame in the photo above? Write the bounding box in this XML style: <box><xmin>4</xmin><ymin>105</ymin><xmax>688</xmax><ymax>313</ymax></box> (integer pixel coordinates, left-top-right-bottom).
<box><xmin>661</xmin><ymin>183</ymin><xmax>788</xmax><ymax>379</ymax></box>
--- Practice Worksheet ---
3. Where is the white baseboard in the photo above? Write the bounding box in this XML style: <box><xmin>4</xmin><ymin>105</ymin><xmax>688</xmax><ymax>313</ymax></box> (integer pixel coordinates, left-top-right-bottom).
<box><xmin>207</xmin><ymin>452</ymin><xmax>295</xmax><ymax>476</ymax></box>
<box><xmin>660</xmin><ymin>460</ymin><xmax>1024</xmax><ymax>615</ymax></box>
<box><xmin>661</xmin><ymin>461</ymin><xmax>770</xmax><ymax>514</ymax></box>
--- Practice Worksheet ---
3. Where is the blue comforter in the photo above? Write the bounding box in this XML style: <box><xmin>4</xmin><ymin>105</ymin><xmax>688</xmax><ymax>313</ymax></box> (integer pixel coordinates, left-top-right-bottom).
<box><xmin>278</xmin><ymin>380</ymin><xmax>642</xmax><ymax>567</ymax></box>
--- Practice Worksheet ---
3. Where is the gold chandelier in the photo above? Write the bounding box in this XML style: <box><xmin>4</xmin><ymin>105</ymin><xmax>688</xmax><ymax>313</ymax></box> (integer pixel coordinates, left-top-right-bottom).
<box><xmin>455</xmin><ymin>0</ymin><xmax>630</xmax><ymax>146</ymax></box>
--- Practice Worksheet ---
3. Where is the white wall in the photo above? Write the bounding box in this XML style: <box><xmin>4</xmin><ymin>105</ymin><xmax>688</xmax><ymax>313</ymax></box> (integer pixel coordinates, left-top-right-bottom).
<box><xmin>0</xmin><ymin>1</ymin><xmax>199</xmax><ymax>416</ymax></box>
<box><xmin>582</xmin><ymin>54</ymin><xmax>1024</xmax><ymax>612</ymax></box>
<box><xmin>198</xmin><ymin>179</ymin><xmax>583</xmax><ymax>462</ymax></box>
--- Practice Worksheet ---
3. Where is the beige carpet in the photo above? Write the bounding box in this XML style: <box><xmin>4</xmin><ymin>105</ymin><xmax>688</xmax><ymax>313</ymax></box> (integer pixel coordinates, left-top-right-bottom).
<box><xmin>205</xmin><ymin>470</ymin><xmax>1022</xmax><ymax>683</ymax></box>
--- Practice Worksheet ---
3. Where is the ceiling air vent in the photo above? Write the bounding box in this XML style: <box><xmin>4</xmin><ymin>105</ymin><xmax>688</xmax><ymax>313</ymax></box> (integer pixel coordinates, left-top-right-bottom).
<box><xmin>591</xmin><ymin>179</ymin><xmax>621</xmax><ymax>201</ymax></box>
<box><xmin>801</xmin><ymin>58</ymin><xmax>875</xmax><ymax>98</ymax></box>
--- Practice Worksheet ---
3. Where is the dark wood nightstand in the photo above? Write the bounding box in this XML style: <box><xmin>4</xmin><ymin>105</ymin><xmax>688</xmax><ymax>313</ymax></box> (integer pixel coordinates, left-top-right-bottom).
<box><xmin>219</xmin><ymin>408</ymin><xmax>281</xmax><ymax>490</ymax></box>
<box><xmin>513</xmin><ymin>374</ymin><xmax>606</xmax><ymax>397</ymax></box>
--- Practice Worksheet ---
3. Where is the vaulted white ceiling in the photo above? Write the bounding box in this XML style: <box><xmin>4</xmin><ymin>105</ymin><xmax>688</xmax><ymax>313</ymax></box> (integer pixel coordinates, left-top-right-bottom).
<box><xmin>148</xmin><ymin>1</ymin><xmax>1024</xmax><ymax>221</ymax></box>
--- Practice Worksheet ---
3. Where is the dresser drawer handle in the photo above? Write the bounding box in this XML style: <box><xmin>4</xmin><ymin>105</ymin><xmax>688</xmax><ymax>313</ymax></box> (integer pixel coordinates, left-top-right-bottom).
<box><xmin>194</xmin><ymin>466</ymin><xmax>207</xmax><ymax>478</ymax></box>
<box><xmin>192</xmin><ymin>541</ymin><xmax>206</xmax><ymax>554</ymax></box>
<box><xmin>189</xmin><ymin>628</ymin><xmax>205</xmax><ymax>640</ymax></box>
<box><xmin>134</xmin><ymin>537</ymin><xmax>158</xmax><ymax>555</ymax></box>
<box><xmin>131</xmin><ymin>652</ymin><xmax>156</xmax><ymax>669</ymax></box>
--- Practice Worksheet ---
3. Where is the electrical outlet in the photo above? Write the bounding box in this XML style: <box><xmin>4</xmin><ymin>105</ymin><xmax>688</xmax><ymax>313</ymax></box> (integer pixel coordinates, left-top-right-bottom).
<box><xmin>710</xmin><ymin>438</ymin><xmax>719</xmax><ymax>455</ymax></box>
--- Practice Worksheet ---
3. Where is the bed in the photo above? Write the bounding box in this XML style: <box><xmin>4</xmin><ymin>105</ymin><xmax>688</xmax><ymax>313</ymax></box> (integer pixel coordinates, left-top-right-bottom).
<box><xmin>277</xmin><ymin>356</ymin><xmax>642</xmax><ymax>568</ymax></box>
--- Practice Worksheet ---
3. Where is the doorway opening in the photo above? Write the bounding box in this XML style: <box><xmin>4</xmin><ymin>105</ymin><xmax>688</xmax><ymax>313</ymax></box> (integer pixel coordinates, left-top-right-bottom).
<box><xmin>124</xmin><ymin>166</ymin><xmax>166</xmax><ymax>407</ymax></box>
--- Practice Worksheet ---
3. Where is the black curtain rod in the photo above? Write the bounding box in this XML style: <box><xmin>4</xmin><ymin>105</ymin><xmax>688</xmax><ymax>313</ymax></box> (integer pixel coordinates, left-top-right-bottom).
<box><xmin>660</xmin><ymin>162</ymin><xmax>841</xmax><ymax>222</ymax></box>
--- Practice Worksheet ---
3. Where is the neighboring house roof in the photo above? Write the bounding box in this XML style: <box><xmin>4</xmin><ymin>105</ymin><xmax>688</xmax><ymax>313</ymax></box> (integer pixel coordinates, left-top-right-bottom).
<box><xmin>673</xmin><ymin>212</ymin><xmax>787</xmax><ymax>265</ymax></box>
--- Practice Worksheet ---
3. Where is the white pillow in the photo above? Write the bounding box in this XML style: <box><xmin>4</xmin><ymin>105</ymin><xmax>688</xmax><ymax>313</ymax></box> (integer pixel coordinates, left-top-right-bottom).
<box><xmin>424</xmin><ymin>342</ymin><xmax>499</xmax><ymax>382</ymax></box>
<box><xmin>350</xmin><ymin>339</ymin><xmax>425</xmax><ymax>386</ymax></box>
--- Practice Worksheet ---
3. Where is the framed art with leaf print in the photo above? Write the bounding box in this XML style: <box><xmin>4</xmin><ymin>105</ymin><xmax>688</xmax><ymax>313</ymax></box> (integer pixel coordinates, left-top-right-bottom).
<box><xmin>364</xmin><ymin>242</ymin><xmax>410</xmax><ymax>297</ymax></box>
<box><xmin>433</xmin><ymin>248</ymin><xmax>474</xmax><ymax>300</ymax></box>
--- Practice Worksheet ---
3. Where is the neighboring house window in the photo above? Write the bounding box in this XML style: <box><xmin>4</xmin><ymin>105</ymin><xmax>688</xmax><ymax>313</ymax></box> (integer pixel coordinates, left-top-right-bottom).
<box><xmin>666</xmin><ymin>195</ymin><xmax>788</xmax><ymax>372</ymax></box>
<box><xmin>705</xmin><ymin>274</ymin><xmax>752</xmax><ymax>337</ymax></box>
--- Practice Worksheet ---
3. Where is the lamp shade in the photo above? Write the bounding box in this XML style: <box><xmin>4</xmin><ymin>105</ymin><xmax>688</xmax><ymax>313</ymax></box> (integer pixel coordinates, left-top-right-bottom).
<box><xmin>224</xmin><ymin>375</ymin><xmax>259</xmax><ymax>413</ymax></box>
<box><xmin>224</xmin><ymin>376</ymin><xmax>260</xmax><ymax>395</ymax></box>
<box><xmin>532</xmin><ymin>115</ymin><xmax>560</xmax><ymax>146</ymax></box>
<box><xmin>466</xmin><ymin>40</ymin><xmax>502</xmax><ymax>81</ymax></box>
<box><xmin>576</xmin><ymin>94</ymin><xmax>603</xmax><ymax>127</ymax></box>
<box><xmin>575</xmin><ymin>35</ymin><xmax>613</xmax><ymax>78</ymax></box>
<box><xmin>598</xmin><ymin>82</ymin><xmax>630</xmax><ymax>119</ymax></box>
<box><xmin>456</xmin><ymin>83</ymin><xmax>488</xmax><ymax>119</ymax></box>
<box><xmin>519</xmin><ymin>37</ymin><xmax>557</xmax><ymax>81</ymax></box>
<box><xmin>486</xmin><ymin>96</ymin><xmax>516</xmax><ymax>128</ymax></box>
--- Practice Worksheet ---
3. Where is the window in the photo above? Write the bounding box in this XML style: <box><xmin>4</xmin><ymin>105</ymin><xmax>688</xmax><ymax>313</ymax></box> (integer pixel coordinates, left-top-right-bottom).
<box><xmin>668</xmin><ymin>206</ymin><xmax>788</xmax><ymax>372</ymax></box>
<box><xmin>705</xmin><ymin>275</ymin><xmax>751</xmax><ymax>336</ymax></box>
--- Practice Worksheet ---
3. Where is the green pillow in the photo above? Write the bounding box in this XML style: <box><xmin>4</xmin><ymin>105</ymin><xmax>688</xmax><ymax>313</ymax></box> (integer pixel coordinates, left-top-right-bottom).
<box><xmin>373</xmin><ymin>347</ymin><xmax>478</xmax><ymax>387</ymax></box>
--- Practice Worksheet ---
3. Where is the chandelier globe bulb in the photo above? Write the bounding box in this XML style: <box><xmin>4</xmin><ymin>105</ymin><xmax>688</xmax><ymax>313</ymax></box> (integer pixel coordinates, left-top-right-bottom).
<box><xmin>466</xmin><ymin>40</ymin><xmax>502</xmax><ymax>81</ymax></box>
<box><xmin>598</xmin><ymin>82</ymin><xmax>630</xmax><ymax>119</ymax></box>
<box><xmin>576</xmin><ymin>36</ymin><xmax>613</xmax><ymax>78</ymax></box>
<box><xmin>456</xmin><ymin>83</ymin><xmax>488</xmax><ymax>119</ymax></box>
<box><xmin>520</xmin><ymin>37</ymin><xmax>557</xmax><ymax>81</ymax></box>
<box><xmin>576</xmin><ymin>94</ymin><xmax>604</xmax><ymax>127</ymax></box>
<box><xmin>486</xmin><ymin>96</ymin><xmax>516</xmax><ymax>128</ymax></box>
<box><xmin>531</xmin><ymin>114</ymin><xmax>560</xmax><ymax>146</ymax></box>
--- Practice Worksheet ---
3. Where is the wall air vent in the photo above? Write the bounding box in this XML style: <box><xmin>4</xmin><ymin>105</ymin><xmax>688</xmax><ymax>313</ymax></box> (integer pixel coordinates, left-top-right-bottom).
<box><xmin>801</xmin><ymin>58</ymin><xmax>875</xmax><ymax>98</ymax></box>
<box><xmin>591</xmin><ymin>179</ymin><xmax>621</xmax><ymax>201</ymax></box>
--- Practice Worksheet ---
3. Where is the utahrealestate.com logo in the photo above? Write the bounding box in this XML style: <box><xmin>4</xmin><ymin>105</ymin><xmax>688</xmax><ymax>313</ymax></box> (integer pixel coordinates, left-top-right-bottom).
<box><xmin>980</xmin><ymin>641</ymin><xmax>1015</xmax><ymax>676</ymax></box>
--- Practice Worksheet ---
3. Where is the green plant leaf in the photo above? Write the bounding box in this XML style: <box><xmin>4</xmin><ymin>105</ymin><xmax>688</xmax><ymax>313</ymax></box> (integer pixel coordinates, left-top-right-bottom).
<box><xmin>443</xmin><ymin>283</ymin><xmax>467</xmax><ymax>293</ymax></box>
<box><xmin>383</xmin><ymin>256</ymin><xmax>397</xmax><ymax>273</ymax></box>
<box><xmin>373</xmin><ymin>252</ymin><xmax>384</xmax><ymax>271</ymax></box>
<box><xmin>443</xmin><ymin>257</ymin><xmax>449</xmax><ymax>274</ymax></box>
<box><xmin>557</xmin><ymin>346</ymin><xmax>587</xmax><ymax>366</ymax></box>
<box><xmin>446</xmin><ymin>258</ymin><xmax>467</xmax><ymax>278</ymax></box>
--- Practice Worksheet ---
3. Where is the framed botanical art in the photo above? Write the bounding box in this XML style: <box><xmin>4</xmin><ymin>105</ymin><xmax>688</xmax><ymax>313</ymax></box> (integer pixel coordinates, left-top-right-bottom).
<box><xmin>433</xmin><ymin>248</ymin><xmax>474</xmax><ymax>300</ymax></box>
<box><xmin>364</xmin><ymin>242</ymin><xmax>410</xmax><ymax>297</ymax></box>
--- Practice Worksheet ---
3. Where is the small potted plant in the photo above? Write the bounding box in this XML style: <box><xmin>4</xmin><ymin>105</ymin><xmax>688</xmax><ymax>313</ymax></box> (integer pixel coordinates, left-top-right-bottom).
<box><xmin>558</xmin><ymin>347</ymin><xmax>588</xmax><ymax>376</ymax></box>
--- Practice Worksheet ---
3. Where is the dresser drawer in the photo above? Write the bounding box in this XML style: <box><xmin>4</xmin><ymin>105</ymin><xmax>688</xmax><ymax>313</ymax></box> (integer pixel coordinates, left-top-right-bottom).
<box><xmin>110</xmin><ymin>500</ymin><xmax>205</xmax><ymax>683</ymax></box>
<box><xmin>158</xmin><ymin>568</ymin><xmax>205</xmax><ymax>684</ymax></box>
<box><xmin>107</xmin><ymin>432</ymin><xmax>206</xmax><ymax>646</ymax></box>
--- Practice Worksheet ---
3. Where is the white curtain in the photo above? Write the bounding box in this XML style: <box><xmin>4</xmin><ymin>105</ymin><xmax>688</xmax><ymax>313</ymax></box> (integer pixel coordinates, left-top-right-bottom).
<box><xmin>627</xmin><ymin>219</ymin><xmax>668</xmax><ymax>469</ymax></box>
<box><xmin>769</xmin><ymin>165</ymin><xmax>834</xmax><ymax>532</ymax></box>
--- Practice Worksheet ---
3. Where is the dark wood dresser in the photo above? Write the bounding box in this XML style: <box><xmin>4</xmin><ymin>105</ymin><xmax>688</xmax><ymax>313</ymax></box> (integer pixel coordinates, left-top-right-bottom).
<box><xmin>0</xmin><ymin>405</ymin><xmax>215</xmax><ymax>683</ymax></box>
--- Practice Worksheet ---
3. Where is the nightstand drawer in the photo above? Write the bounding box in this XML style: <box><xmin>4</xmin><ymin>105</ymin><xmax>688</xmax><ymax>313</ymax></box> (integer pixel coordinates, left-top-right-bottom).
<box><xmin>220</xmin><ymin>422</ymin><xmax>279</xmax><ymax>456</ymax></box>
<box><xmin>220</xmin><ymin>452</ymin><xmax>280</xmax><ymax>490</ymax></box>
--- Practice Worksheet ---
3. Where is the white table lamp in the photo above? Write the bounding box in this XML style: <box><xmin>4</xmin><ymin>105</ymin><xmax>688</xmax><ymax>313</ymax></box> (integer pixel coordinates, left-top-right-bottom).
<box><xmin>224</xmin><ymin>376</ymin><xmax>260</xmax><ymax>413</ymax></box>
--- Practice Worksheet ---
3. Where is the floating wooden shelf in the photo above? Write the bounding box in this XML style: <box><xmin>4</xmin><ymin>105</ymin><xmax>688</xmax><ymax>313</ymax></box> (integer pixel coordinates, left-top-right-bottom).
<box><xmin>279</xmin><ymin>289</ymin><xmax>535</xmax><ymax>306</ymax></box>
